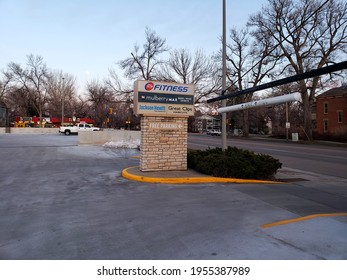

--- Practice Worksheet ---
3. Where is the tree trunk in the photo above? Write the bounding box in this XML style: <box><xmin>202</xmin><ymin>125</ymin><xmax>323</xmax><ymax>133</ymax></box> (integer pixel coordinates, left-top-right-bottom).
<box><xmin>243</xmin><ymin>109</ymin><xmax>249</xmax><ymax>137</ymax></box>
<box><xmin>39</xmin><ymin>109</ymin><xmax>43</xmax><ymax>128</ymax></box>
<box><xmin>301</xmin><ymin>92</ymin><xmax>313</xmax><ymax>141</ymax></box>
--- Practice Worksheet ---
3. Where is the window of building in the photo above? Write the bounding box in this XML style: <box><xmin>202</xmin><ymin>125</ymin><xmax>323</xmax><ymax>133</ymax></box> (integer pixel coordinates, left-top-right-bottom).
<box><xmin>324</xmin><ymin>103</ymin><xmax>328</xmax><ymax>114</ymax></box>
<box><xmin>338</xmin><ymin>111</ymin><xmax>343</xmax><ymax>123</ymax></box>
<box><xmin>324</xmin><ymin>119</ymin><xmax>328</xmax><ymax>132</ymax></box>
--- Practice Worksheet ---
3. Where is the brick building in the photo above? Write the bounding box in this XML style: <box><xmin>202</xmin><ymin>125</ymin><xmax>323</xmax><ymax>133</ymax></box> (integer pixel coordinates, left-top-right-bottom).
<box><xmin>315</xmin><ymin>85</ymin><xmax>347</xmax><ymax>140</ymax></box>
<box><xmin>194</xmin><ymin>115</ymin><xmax>221</xmax><ymax>133</ymax></box>
<box><xmin>0</xmin><ymin>101</ymin><xmax>7</xmax><ymax>127</ymax></box>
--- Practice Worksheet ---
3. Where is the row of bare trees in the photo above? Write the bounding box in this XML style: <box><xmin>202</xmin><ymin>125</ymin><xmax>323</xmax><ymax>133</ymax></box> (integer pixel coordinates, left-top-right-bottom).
<box><xmin>0</xmin><ymin>28</ymin><xmax>222</xmax><ymax>128</ymax></box>
<box><xmin>1</xmin><ymin>0</ymin><xmax>346</xmax><ymax>138</ymax></box>
<box><xmin>218</xmin><ymin>0</ymin><xmax>347</xmax><ymax>139</ymax></box>
<box><xmin>0</xmin><ymin>55</ymin><xmax>81</xmax><ymax>127</ymax></box>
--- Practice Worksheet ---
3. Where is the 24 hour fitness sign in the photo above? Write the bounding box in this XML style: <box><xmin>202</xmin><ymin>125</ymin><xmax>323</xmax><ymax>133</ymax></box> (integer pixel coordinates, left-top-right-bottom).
<box><xmin>134</xmin><ymin>80</ymin><xmax>195</xmax><ymax>117</ymax></box>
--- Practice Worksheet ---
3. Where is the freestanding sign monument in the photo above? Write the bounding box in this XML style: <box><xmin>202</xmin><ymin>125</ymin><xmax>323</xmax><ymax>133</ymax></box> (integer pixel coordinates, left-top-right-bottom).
<box><xmin>134</xmin><ymin>80</ymin><xmax>195</xmax><ymax>171</ymax></box>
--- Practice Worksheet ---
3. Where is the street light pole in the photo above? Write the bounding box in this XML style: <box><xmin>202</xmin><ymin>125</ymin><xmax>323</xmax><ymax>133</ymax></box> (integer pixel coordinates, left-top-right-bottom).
<box><xmin>61</xmin><ymin>77</ymin><xmax>65</xmax><ymax>126</ymax></box>
<box><xmin>221</xmin><ymin>0</ymin><xmax>227</xmax><ymax>150</ymax></box>
<box><xmin>286</xmin><ymin>102</ymin><xmax>289</xmax><ymax>142</ymax></box>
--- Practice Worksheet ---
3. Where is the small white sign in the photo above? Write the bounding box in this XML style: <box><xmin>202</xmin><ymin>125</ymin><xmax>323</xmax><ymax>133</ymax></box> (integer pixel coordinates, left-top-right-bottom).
<box><xmin>149</xmin><ymin>122</ymin><xmax>183</xmax><ymax>130</ymax></box>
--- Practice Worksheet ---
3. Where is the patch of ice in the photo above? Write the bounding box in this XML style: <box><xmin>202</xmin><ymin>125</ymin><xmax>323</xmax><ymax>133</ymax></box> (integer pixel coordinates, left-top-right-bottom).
<box><xmin>103</xmin><ymin>139</ymin><xmax>140</xmax><ymax>149</ymax></box>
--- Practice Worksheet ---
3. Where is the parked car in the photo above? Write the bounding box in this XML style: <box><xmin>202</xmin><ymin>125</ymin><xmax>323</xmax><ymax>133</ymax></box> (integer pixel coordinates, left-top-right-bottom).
<box><xmin>209</xmin><ymin>129</ymin><xmax>221</xmax><ymax>136</ymax></box>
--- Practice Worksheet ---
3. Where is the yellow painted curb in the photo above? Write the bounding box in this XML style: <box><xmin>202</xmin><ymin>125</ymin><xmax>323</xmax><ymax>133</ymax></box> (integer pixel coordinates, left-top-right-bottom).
<box><xmin>121</xmin><ymin>166</ymin><xmax>281</xmax><ymax>184</ymax></box>
<box><xmin>261</xmin><ymin>213</ymin><xmax>347</xmax><ymax>228</ymax></box>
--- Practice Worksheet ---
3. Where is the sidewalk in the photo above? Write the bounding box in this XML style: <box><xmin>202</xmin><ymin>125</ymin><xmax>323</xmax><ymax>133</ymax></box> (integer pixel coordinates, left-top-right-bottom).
<box><xmin>236</xmin><ymin>134</ymin><xmax>347</xmax><ymax>147</ymax></box>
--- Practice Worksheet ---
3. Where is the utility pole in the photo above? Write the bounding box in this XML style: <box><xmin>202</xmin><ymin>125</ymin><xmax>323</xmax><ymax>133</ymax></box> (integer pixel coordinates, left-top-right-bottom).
<box><xmin>221</xmin><ymin>0</ymin><xmax>227</xmax><ymax>150</ymax></box>
<box><xmin>61</xmin><ymin>77</ymin><xmax>65</xmax><ymax>126</ymax></box>
<box><xmin>286</xmin><ymin>102</ymin><xmax>289</xmax><ymax>142</ymax></box>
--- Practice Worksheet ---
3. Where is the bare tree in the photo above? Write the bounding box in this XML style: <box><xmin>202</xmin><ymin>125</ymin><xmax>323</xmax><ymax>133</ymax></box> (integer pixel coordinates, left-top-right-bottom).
<box><xmin>46</xmin><ymin>71</ymin><xmax>76</xmax><ymax>118</ymax></box>
<box><xmin>159</xmin><ymin>49</ymin><xmax>211</xmax><ymax>84</ymax></box>
<box><xmin>248</xmin><ymin>0</ymin><xmax>347</xmax><ymax>140</ymax></box>
<box><xmin>225</xmin><ymin>28</ymin><xmax>278</xmax><ymax>136</ymax></box>
<box><xmin>73</xmin><ymin>95</ymin><xmax>91</xmax><ymax>119</ymax></box>
<box><xmin>105</xmin><ymin>68</ymin><xmax>132</xmax><ymax>102</ymax></box>
<box><xmin>7</xmin><ymin>54</ymin><xmax>50</xmax><ymax>127</ymax></box>
<box><xmin>3</xmin><ymin>86</ymin><xmax>31</xmax><ymax>121</ymax></box>
<box><xmin>0</xmin><ymin>71</ymin><xmax>13</xmax><ymax>102</ymax></box>
<box><xmin>86</xmin><ymin>80</ymin><xmax>112</xmax><ymax>128</ymax></box>
<box><xmin>119</xmin><ymin>27</ymin><xmax>169</xmax><ymax>80</ymax></box>
<box><xmin>104</xmin><ymin>69</ymin><xmax>141</xmax><ymax>129</ymax></box>
<box><xmin>115</xmin><ymin>27</ymin><xmax>169</xmax><ymax>128</ymax></box>
<box><xmin>158</xmin><ymin>48</ymin><xmax>220</xmax><ymax>104</ymax></box>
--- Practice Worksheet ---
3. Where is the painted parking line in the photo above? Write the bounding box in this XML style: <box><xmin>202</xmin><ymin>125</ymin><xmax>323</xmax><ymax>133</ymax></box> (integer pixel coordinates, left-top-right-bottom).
<box><xmin>122</xmin><ymin>166</ymin><xmax>281</xmax><ymax>184</ymax></box>
<box><xmin>261</xmin><ymin>213</ymin><xmax>347</xmax><ymax>228</ymax></box>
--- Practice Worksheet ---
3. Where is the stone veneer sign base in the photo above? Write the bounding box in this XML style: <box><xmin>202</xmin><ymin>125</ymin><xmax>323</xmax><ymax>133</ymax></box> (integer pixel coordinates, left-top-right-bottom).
<box><xmin>140</xmin><ymin>116</ymin><xmax>188</xmax><ymax>171</ymax></box>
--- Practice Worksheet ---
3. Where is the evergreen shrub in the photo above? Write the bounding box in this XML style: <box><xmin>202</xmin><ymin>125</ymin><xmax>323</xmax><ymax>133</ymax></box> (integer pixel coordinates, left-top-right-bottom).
<box><xmin>187</xmin><ymin>147</ymin><xmax>282</xmax><ymax>180</ymax></box>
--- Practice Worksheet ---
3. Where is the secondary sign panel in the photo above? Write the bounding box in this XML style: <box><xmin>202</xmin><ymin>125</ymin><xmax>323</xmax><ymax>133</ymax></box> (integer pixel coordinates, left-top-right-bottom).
<box><xmin>134</xmin><ymin>80</ymin><xmax>195</xmax><ymax>117</ymax></box>
<box><xmin>149</xmin><ymin>122</ymin><xmax>183</xmax><ymax>130</ymax></box>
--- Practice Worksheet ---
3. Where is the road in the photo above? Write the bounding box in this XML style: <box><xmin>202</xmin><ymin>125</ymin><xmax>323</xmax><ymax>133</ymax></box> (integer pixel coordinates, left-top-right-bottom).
<box><xmin>188</xmin><ymin>134</ymin><xmax>347</xmax><ymax>179</ymax></box>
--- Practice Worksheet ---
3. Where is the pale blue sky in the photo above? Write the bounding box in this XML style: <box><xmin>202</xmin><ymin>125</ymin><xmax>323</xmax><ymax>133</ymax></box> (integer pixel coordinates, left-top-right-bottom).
<box><xmin>0</xmin><ymin>0</ymin><xmax>267</xmax><ymax>94</ymax></box>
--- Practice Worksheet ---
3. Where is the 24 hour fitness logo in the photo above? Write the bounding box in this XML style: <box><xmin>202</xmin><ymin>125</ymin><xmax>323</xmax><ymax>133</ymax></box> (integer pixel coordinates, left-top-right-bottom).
<box><xmin>144</xmin><ymin>82</ymin><xmax>189</xmax><ymax>93</ymax></box>
<box><xmin>144</xmin><ymin>82</ymin><xmax>155</xmax><ymax>91</ymax></box>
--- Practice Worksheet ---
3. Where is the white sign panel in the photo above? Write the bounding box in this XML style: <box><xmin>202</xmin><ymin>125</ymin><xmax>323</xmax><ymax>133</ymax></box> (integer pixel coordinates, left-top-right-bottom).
<box><xmin>134</xmin><ymin>80</ymin><xmax>195</xmax><ymax>117</ymax></box>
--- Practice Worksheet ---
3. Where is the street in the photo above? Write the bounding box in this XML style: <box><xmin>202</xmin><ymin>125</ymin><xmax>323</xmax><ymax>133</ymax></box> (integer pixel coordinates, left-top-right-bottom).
<box><xmin>188</xmin><ymin>133</ymin><xmax>347</xmax><ymax>179</ymax></box>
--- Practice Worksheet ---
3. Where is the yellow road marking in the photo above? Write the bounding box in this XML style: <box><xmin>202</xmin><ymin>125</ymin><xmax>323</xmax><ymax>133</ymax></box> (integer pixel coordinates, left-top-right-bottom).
<box><xmin>261</xmin><ymin>213</ymin><xmax>347</xmax><ymax>228</ymax></box>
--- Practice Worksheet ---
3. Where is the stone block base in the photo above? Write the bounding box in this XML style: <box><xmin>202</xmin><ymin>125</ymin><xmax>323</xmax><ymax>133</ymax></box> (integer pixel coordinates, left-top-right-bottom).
<box><xmin>140</xmin><ymin>116</ymin><xmax>187</xmax><ymax>171</ymax></box>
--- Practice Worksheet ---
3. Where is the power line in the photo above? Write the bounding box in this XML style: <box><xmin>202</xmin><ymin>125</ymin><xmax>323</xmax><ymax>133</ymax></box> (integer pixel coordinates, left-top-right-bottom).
<box><xmin>215</xmin><ymin>0</ymin><xmax>331</xmax><ymax>100</ymax></box>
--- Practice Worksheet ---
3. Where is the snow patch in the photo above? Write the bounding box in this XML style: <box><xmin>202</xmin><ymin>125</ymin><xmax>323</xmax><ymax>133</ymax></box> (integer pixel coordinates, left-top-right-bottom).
<box><xmin>103</xmin><ymin>139</ymin><xmax>140</xmax><ymax>149</ymax></box>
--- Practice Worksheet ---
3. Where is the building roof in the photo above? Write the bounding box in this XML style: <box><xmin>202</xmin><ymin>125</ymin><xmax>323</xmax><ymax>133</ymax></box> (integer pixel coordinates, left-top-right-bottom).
<box><xmin>316</xmin><ymin>85</ymin><xmax>347</xmax><ymax>99</ymax></box>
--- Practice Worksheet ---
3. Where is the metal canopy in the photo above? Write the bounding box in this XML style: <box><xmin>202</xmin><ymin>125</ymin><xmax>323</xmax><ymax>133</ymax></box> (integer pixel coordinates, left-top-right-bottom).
<box><xmin>207</xmin><ymin>61</ymin><xmax>347</xmax><ymax>103</ymax></box>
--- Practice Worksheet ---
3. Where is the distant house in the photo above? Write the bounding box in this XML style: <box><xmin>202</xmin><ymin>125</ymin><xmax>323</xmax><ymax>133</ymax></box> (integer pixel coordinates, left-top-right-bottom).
<box><xmin>194</xmin><ymin>115</ymin><xmax>221</xmax><ymax>133</ymax></box>
<box><xmin>0</xmin><ymin>101</ymin><xmax>7</xmax><ymax>127</ymax></box>
<box><xmin>315</xmin><ymin>85</ymin><xmax>347</xmax><ymax>139</ymax></box>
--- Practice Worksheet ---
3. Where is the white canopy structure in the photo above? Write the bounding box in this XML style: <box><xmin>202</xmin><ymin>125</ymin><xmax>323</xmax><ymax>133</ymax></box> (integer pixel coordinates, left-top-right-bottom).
<box><xmin>217</xmin><ymin>92</ymin><xmax>302</xmax><ymax>114</ymax></box>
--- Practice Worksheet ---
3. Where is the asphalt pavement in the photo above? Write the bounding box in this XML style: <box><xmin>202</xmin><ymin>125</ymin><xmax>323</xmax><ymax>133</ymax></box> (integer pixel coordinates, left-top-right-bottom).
<box><xmin>0</xmin><ymin>134</ymin><xmax>346</xmax><ymax>260</ymax></box>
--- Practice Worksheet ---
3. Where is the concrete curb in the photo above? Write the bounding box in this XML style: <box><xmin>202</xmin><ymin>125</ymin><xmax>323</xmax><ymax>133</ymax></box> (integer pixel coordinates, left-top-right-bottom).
<box><xmin>121</xmin><ymin>166</ymin><xmax>281</xmax><ymax>184</ymax></box>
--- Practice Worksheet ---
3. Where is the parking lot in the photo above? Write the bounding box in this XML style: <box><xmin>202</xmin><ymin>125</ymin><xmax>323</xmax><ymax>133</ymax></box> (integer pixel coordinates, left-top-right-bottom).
<box><xmin>0</xmin><ymin>134</ymin><xmax>347</xmax><ymax>259</ymax></box>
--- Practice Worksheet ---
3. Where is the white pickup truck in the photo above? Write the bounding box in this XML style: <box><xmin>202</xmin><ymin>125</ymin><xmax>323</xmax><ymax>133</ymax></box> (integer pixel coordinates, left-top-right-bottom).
<box><xmin>59</xmin><ymin>123</ymin><xmax>100</xmax><ymax>135</ymax></box>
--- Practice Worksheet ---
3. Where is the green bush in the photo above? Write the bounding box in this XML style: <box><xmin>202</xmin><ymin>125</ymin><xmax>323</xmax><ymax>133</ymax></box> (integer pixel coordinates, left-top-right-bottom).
<box><xmin>187</xmin><ymin>147</ymin><xmax>282</xmax><ymax>180</ymax></box>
